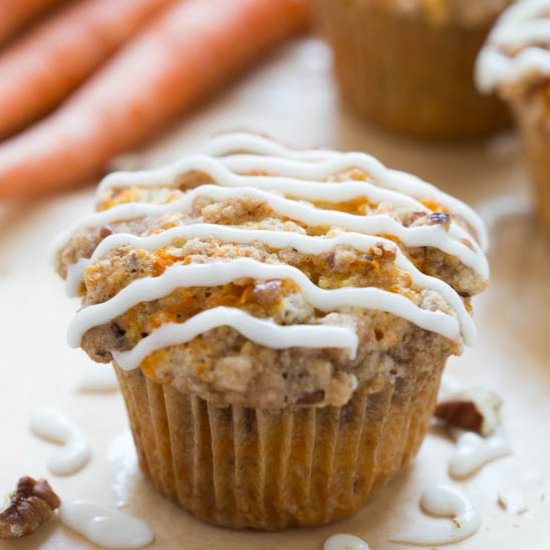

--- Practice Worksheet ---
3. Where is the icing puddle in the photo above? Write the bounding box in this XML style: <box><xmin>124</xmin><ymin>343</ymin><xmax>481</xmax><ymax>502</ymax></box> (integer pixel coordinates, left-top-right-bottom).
<box><xmin>324</xmin><ymin>533</ymin><xmax>370</xmax><ymax>550</ymax></box>
<box><xmin>59</xmin><ymin>499</ymin><xmax>154</xmax><ymax>549</ymax></box>
<box><xmin>30</xmin><ymin>408</ymin><xmax>91</xmax><ymax>475</ymax></box>
<box><xmin>449</xmin><ymin>431</ymin><xmax>512</xmax><ymax>479</ymax></box>
<box><xmin>390</xmin><ymin>485</ymin><xmax>481</xmax><ymax>546</ymax></box>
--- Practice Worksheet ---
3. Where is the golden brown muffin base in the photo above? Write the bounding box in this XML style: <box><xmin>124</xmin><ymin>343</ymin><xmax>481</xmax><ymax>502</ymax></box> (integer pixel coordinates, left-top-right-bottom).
<box><xmin>314</xmin><ymin>0</ymin><xmax>511</xmax><ymax>139</ymax></box>
<box><xmin>115</xmin><ymin>356</ymin><xmax>445</xmax><ymax>530</ymax></box>
<box><xmin>511</xmin><ymin>91</ymin><xmax>550</xmax><ymax>232</ymax></box>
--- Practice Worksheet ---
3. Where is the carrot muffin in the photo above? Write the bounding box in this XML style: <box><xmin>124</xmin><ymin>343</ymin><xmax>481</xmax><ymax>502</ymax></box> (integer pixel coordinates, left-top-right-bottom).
<box><xmin>53</xmin><ymin>132</ymin><xmax>489</xmax><ymax>529</ymax></box>
<box><xmin>314</xmin><ymin>0</ymin><xmax>513</xmax><ymax>139</ymax></box>
<box><xmin>477</xmin><ymin>0</ymin><xmax>550</xmax><ymax>231</ymax></box>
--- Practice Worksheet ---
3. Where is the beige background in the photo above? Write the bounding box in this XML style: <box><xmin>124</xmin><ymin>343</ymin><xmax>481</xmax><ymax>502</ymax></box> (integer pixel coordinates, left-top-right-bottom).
<box><xmin>1</xmin><ymin>38</ymin><xmax>549</xmax><ymax>549</ymax></box>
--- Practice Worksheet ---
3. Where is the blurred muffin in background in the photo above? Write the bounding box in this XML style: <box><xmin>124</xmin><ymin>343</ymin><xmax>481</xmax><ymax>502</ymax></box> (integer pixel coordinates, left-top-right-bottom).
<box><xmin>314</xmin><ymin>0</ymin><xmax>514</xmax><ymax>139</ymax></box>
<box><xmin>477</xmin><ymin>0</ymin><xmax>550</xmax><ymax>231</ymax></box>
<box><xmin>53</xmin><ymin>133</ymin><xmax>489</xmax><ymax>529</ymax></box>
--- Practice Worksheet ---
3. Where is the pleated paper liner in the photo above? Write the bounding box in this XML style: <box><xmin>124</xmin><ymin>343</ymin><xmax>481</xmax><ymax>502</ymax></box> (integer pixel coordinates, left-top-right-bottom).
<box><xmin>512</xmin><ymin>96</ymin><xmax>550</xmax><ymax>232</ymax></box>
<box><xmin>314</xmin><ymin>0</ymin><xmax>510</xmax><ymax>138</ymax></box>
<box><xmin>115</xmin><ymin>360</ymin><xmax>444</xmax><ymax>530</ymax></box>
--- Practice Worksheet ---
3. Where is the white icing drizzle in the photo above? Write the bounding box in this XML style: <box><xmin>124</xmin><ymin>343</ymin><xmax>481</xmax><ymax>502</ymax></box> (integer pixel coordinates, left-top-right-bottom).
<box><xmin>52</xmin><ymin>184</ymin><xmax>488</xmax><ymax>279</ymax></box>
<box><xmin>206</xmin><ymin>132</ymin><xmax>336</xmax><ymax>161</ymax></box>
<box><xmin>30</xmin><ymin>409</ymin><xmax>91</xmax><ymax>476</ymax></box>
<box><xmin>98</xmin><ymin>154</ymin><xmax>426</xmax><ymax>213</ymax></box>
<box><xmin>66</xmin><ymin>258</ymin><xmax>89</xmax><ymax>297</ymax></box>
<box><xmin>77</xmin><ymin>365</ymin><xmax>119</xmax><ymax>393</ymax></box>
<box><xmin>206</xmin><ymin>132</ymin><xmax>488</xmax><ymax>250</ymax></box>
<box><xmin>108</xmin><ymin>431</ymin><xmax>139</xmax><ymax>508</ymax></box>
<box><xmin>68</xmin><ymin>258</ymin><xmax>464</xmax><ymax>348</ymax></box>
<box><xmin>324</xmin><ymin>533</ymin><xmax>370</xmax><ymax>550</ymax></box>
<box><xmin>112</xmin><ymin>306</ymin><xmax>359</xmax><ymax>370</ymax></box>
<box><xmin>59</xmin><ymin>499</ymin><xmax>154</xmax><ymax>549</ymax></box>
<box><xmin>390</xmin><ymin>485</ymin><xmax>481</xmax><ymax>546</ymax></box>
<box><xmin>449</xmin><ymin>431</ymin><xmax>512</xmax><ymax>479</ymax></box>
<box><xmin>476</xmin><ymin>0</ymin><xmax>550</xmax><ymax>92</ymax></box>
<box><xmin>64</xmin><ymin>225</ymin><xmax>476</xmax><ymax>346</ymax></box>
<box><xmin>54</xmin><ymin>134</ymin><xmax>489</xmax><ymax>370</ymax></box>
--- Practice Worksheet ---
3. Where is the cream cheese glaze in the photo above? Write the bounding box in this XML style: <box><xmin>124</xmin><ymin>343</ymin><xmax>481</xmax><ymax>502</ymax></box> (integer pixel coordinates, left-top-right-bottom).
<box><xmin>205</xmin><ymin>132</ymin><xmax>489</xmax><ymax>250</ymax></box>
<box><xmin>54</xmin><ymin>185</ymin><xmax>488</xmax><ymax>280</ymax></box>
<box><xmin>112</xmin><ymin>307</ymin><xmax>359</xmax><ymax>370</ymax></box>
<box><xmin>476</xmin><ymin>0</ymin><xmax>550</xmax><ymax>93</ymax></box>
<box><xmin>324</xmin><ymin>533</ymin><xmax>370</xmax><ymax>550</ymax></box>
<box><xmin>68</xmin><ymin>258</ymin><xmax>466</xmax><ymax>349</ymax></box>
<box><xmin>59</xmin><ymin>500</ymin><xmax>154</xmax><ymax>549</ymax></box>
<box><xmin>54</xmin><ymin>133</ymin><xmax>488</xmax><ymax>373</ymax></box>
<box><xmin>30</xmin><ymin>409</ymin><xmax>91</xmax><ymax>475</ymax></box>
<box><xmin>390</xmin><ymin>485</ymin><xmax>481</xmax><ymax>546</ymax></box>
<box><xmin>449</xmin><ymin>431</ymin><xmax>512</xmax><ymax>479</ymax></box>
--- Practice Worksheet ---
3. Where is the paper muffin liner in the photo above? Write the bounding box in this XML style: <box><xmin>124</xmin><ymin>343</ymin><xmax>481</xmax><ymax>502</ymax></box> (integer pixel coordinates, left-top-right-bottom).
<box><xmin>512</xmin><ymin>97</ymin><xmax>550</xmax><ymax>232</ymax></box>
<box><xmin>314</xmin><ymin>0</ymin><xmax>510</xmax><ymax>139</ymax></box>
<box><xmin>114</xmin><ymin>359</ymin><xmax>444</xmax><ymax>530</ymax></box>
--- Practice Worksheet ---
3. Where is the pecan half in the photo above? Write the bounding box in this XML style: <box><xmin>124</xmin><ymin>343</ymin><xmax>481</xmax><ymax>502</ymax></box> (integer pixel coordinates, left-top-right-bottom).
<box><xmin>434</xmin><ymin>389</ymin><xmax>502</xmax><ymax>436</ymax></box>
<box><xmin>0</xmin><ymin>477</ymin><xmax>61</xmax><ymax>539</ymax></box>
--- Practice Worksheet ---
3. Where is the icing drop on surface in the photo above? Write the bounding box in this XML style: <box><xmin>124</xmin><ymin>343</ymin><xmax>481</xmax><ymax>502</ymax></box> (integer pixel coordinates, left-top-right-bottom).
<box><xmin>30</xmin><ymin>409</ymin><xmax>91</xmax><ymax>475</ymax></box>
<box><xmin>390</xmin><ymin>485</ymin><xmax>481</xmax><ymax>546</ymax></box>
<box><xmin>108</xmin><ymin>431</ymin><xmax>139</xmax><ymax>508</ymax></box>
<box><xmin>67</xmin><ymin>258</ymin><xmax>463</xmax><ymax>349</ymax></box>
<box><xmin>112</xmin><ymin>306</ymin><xmax>359</xmax><ymax>371</ymax></box>
<box><xmin>324</xmin><ymin>533</ymin><xmax>370</xmax><ymax>550</ymax></box>
<box><xmin>476</xmin><ymin>0</ymin><xmax>550</xmax><ymax>92</ymax></box>
<box><xmin>59</xmin><ymin>500</ymin><xmax>154</xmax><ymax>549</ymax></box>
<box><xmin>449</xmin><ymin>431</ymin><xmax>512</xmax><ymax>479</ymax></box>
<box><xmin>77</xmin><ymin>365</ymin><xmax>119</xmax><ymax>393</ymax></box>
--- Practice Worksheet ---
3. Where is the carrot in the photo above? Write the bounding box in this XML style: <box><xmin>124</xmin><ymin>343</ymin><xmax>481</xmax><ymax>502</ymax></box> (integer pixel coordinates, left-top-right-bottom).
<box><xmin>0</xmin><ymin>0</ymin><xmax>310</xmax><ymax>200</ymax></box>
<box><xmin>0</xmin><ymin>0</ymin><xmax>68</xmax><ymax>46</ymax></box>
<box><xmin>0</xmin><ymin>0</ymin><xmax>176</xmax><ymax>139</ymax></box>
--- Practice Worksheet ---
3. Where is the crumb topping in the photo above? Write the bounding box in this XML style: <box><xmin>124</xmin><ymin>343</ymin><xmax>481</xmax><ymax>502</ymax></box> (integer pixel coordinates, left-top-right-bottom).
<box><xmin>54</xmin><ymin>134</ymin><xmax>488</xmax><ymax>407</ymax></box>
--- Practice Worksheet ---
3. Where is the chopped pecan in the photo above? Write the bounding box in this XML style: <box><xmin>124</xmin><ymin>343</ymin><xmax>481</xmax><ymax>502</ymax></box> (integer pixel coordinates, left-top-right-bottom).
<box><xmin>0</xmin><ymin>477</ymin><xmax>61</xmax><ymax>539</ymax></box>
<box><xmin>98</xmin><ymin>225</ymin><xmax>113</xmax><ymax>240</ymax></box>
<box><xmin>252</xmin><ymin>280</ymin><xmax>283</xmax><ymax>306</ymax></box>
<box><xmin>434</xmin><ymin>389</ymin><xmax>502</xmax><ymax>436</ymax></box>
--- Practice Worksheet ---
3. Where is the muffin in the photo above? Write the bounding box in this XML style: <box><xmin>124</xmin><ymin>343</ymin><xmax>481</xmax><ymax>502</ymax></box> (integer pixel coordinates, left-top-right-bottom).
<box><xmin>314</xmin><ymin>0</ymin><xmax>513</xmax><ymax>139</ymax></box>
<box><xmin>53</xmin><ymin>132</ymin><xmax>489</xmax><ymax>529</ymax></box>
<box><xmin>477</xmin><ymin>0</ymin><xmax>550</xmax><ymax>230</ymax></box>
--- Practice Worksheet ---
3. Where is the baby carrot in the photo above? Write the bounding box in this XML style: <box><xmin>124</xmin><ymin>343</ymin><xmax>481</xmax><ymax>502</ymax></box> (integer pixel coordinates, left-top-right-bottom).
<box><xmin>0</xmin><ymin>0</ymin><xmax>175</xmax><ymax>139</ymax></box>
<box><xmin>0</xmin><ymin>0</ymin><xmax>310</xmax><ymax>200</ymax></box>
<box><xmin>0</xmin><ymin>0</ymin><xmax>67</xmax><ymax>45</ymax></box>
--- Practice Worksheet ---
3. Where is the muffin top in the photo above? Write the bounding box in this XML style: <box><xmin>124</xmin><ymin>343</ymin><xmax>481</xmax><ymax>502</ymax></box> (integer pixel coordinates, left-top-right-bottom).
<box><xmin>371</xmin><ymin>0</ymin><xmax>513</xmax><ymax>26</ymax></box>
<box><xmin>477</xmin><ymin>0</ymin><xmax>550</xmax><ymax>97</ymax></box>
<box><xmin>53</xmin><ymin>133</ymin><xmax>488</xmax><ymax>408</ymax></box>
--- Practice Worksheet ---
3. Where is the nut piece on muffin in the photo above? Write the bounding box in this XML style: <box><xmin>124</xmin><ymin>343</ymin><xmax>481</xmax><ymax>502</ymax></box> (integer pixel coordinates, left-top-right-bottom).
<box><xmin>53</xmin><ymin>132</ymin><xmax>489</xmax><ymax>529</ymax></box>
<box><xmin>477</xmin><ymin>0</ymin><xmax>550</xmax><ymax>231</ymax></box>
<box><xmin>314</xmin><ymin>0</ymin><xmax>513</xmax><ymax>139</ymax></box>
